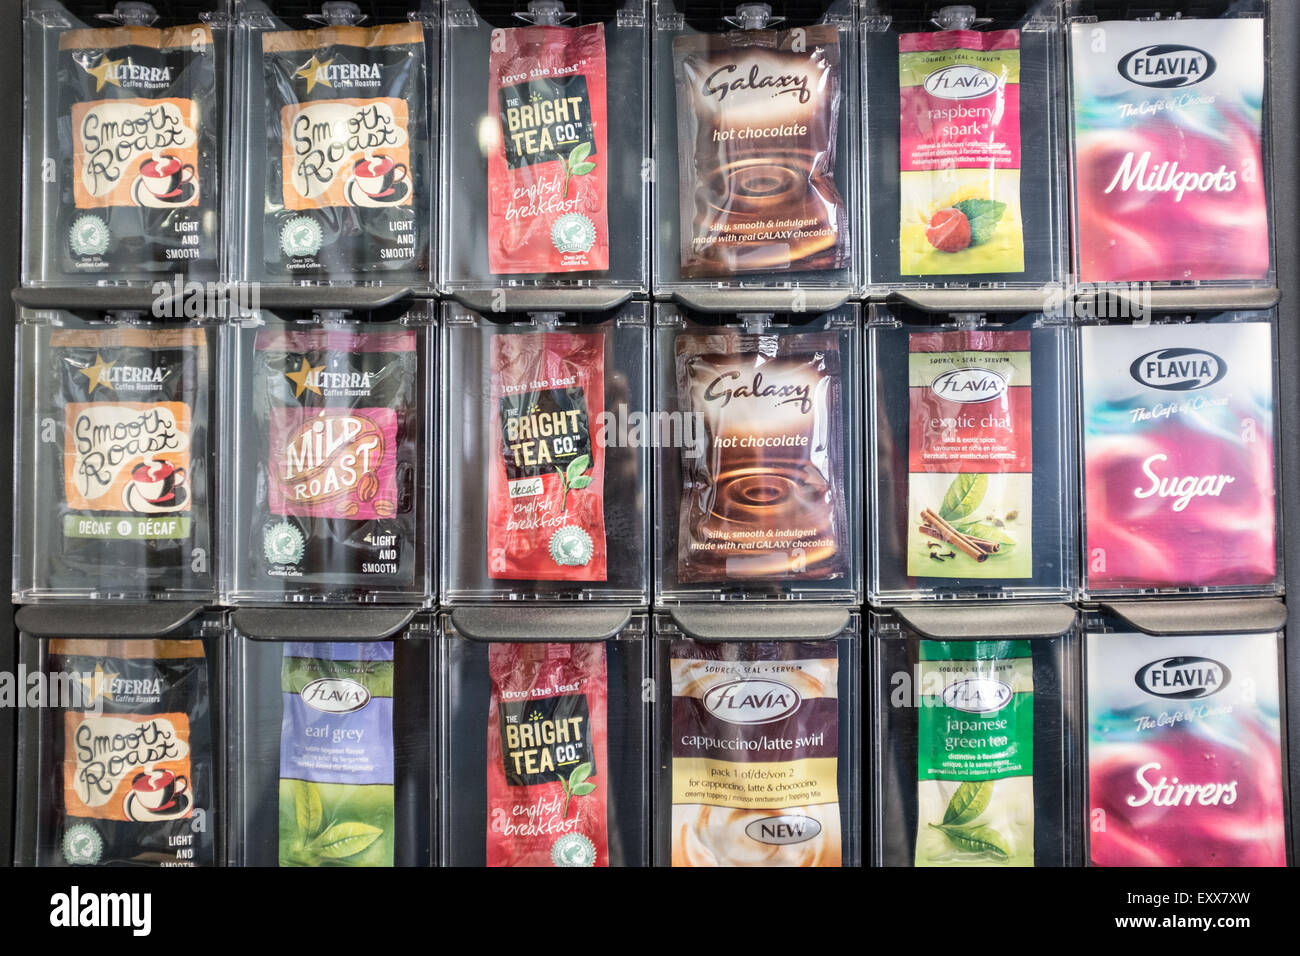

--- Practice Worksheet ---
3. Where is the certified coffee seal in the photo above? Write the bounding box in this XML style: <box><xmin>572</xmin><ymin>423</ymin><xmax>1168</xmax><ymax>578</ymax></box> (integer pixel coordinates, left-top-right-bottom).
<box><xmin>62</xmin><ymin>824</ymin><xmax>103</xmax><ymax>866</ymax></box>
<box><xmin>551</xmin><ymin>832</ymin><xmax>596</xmax><ymax>867</ymax></box>
<box><xmin>69</xmin><ymin>214</ymin><xmax>110</xmax><ymax>257</ymax></box>
<box><xmin>264</xmin><ymin>520</ymin><xmax>305</xmax><ymax>566</ymax></box>
<box><xmin>551</xmin><ymin>213</ymin><xmax>596</xmax><ymax>255</ymax></box>
<box><xmin>549</xmin><ymin>526</ymin><xmax>593</xmax><ymax>567</ymax></box>
<box><xmin>280</xmin><ymin>216</ymin><xmax>323</xmax><ymax>258</ymax></box>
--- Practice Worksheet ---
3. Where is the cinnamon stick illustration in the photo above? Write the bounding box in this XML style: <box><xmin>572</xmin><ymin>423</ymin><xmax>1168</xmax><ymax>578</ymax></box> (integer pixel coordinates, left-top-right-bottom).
<box><xmin>919</xmin><ymin>508</ymin><xmax>1000</xmax><ymax>562</ymax></box>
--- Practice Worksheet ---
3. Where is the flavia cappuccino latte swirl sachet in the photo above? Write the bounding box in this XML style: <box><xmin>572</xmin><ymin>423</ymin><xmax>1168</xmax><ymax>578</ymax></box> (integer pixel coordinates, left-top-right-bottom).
<box><xmin>673</xmin><ymin>25</ymin><xmax>848</xmax><ymax>277</ymax></box>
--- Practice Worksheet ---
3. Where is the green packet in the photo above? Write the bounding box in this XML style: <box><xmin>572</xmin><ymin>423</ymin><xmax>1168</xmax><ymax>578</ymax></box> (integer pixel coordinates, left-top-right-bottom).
<box><xmin>915</xmin><ymin>640</ymin><xmax>1033</xmax><ymax>866</ymax></box>
<box><xmin>278</xmin><ymin>642</ymin><xmax>395</xmax><ymax>867</ymax></box>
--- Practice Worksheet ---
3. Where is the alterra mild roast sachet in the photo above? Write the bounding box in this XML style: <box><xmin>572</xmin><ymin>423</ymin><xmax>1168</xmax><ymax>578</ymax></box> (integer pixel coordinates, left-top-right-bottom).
<box><xmin>263</xmin><ymin>24</ymin><xmax>427</xmax><ymax>277</ymax></box>
<box><xmin>673</xmin><ymin>26</ymin><xmax>848</xmax><ymax>277</ymax></box>
<box><xmin>57</xmin><ymin>23</ymin><xmax>218</xmax><ymax>276</ymax></box>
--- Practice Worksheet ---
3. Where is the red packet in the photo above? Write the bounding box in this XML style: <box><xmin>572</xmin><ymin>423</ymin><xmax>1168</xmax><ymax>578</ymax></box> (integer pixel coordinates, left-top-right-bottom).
<box><xmin>487</xmin><ymin>23</ymin><xmax>609</xmax><ymax>274</ymax></box>
<box><xmin>486</xmin><ymin>643</ymin><xmax>609</xmax><ymax>867</ymax></box>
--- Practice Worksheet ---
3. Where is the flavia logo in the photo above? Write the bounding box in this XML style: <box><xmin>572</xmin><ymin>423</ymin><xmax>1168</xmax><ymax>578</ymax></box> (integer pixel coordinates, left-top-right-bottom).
<box><xmin>941</xmin><ymin>678</ymin><xmax>1013</xmax><ymax>713</ymax></box>
<box><xmin>930</xmin><ymin>367</ymin><xmax>1008</xmax><ymax>404</ymax></box>
<box><xmin>1135</xmin><ymin>656</ymin><xmax>1230</xmax><ymax>699</ymax></box>
<box><xmin>301</xmin><ymin>677</ymin><xmax>371</xmax><ymax>714</ymax></box>
<box><xmin>923</xmin><ymin>64</ymin><xmax>999</xmax><ymax>100</ymax></box>
<box><xmin>1118</xmin><ymin>44</ymin><xmax>1217</xmax><ymax>88</ymax></box>
<box><xmin>1129</xmin><ymin>348</ymin><xmax>1226</xmax><ymax>391</ymax></box>
<box><xmin>745</xmin><ymin>814</ymin><xmax>822</xmax><ymax>846</ymax></box>
<box><xmin>702</xmin><ymin>678</ymin><xmax>801</xmax><ymax>725</ymax></box>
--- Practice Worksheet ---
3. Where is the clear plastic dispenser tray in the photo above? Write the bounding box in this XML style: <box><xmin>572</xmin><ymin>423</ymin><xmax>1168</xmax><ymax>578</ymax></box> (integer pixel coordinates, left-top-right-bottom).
<box><xmin>440</xmin><ymin>302</ymin><xmax>649</xmax><ymax>603</ymax></box>
<box><xmin>440</xmin><ymin>0</ymin><xmax>649</xmax><ymax>306</ymax></box>
<box><xmin>230</xmin><ymin>0</ymin><xmax>437</xmax><ymax>297</ymax></box>
<box><xmin>229</xmin><ymin>608</ymin><xmax>434</xmax><ymax>867</ymax></box>
<box><xmin>1075</xmin><ymin>310</ymin><xmax>1282</xmax><ymax>599</ymax></box>
<box><xmin>14</xmin><ymin>308</ymin><xmax>222</xmax><ymax>603</ymax></box>
<box><xmin>13</xmin><ymin>604</ymin><xmax>225</xmax><ymax>867</ymax></box>
<box><xmin>654</xmin><ymin>304</ymin><xmax>862</xmax><ymax>603</ymax></box>
<box><xmin>861</xmin><ymin>1</ymin><xmax>1065</xmax><ymax>305</ymax></box>
<box><xmin>1081</xmin><ymin>598</ymin><xmax>1290</xmax><ymax>867</ymax></box>
<box><xmin>224</xmin><ymin>303</ymin><xmax>434</xmax><ymax>605</ymax></box>
<box><xmin>654</xmin><ymin>0</ymin><xmax>860</xmax><ymax>310</ymax></box>
<box><xmin>870</xmin><ymin>604</ymin><xmax>1079</xmax><ymax>867</ymax></box>
<box><xmin>652</xmin><ymin>606</ymin><xmax>861</xmax><ymax>867</ymax></box>
<box><xmin>21</xmin><ymin>0</ymin><xmax>225</xmax><ymax>291</ymax></box>
<box><xmin>439</xmin><ymin>607</ymin><xmax>648</xmax><ymax>867</ymax></box>
<box><xmin>868</xmin><ymin>305</ymin><xmax>1074</xmax><ymax>603</ymax></box>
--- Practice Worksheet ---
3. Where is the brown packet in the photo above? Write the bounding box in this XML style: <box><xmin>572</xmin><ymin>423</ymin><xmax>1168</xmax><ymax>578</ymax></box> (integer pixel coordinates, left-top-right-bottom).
<box><xmin>674</xmin><ymin>331</ymin><xmax>847</xmax><ymax>583</ymax></box>
<box><xmin>672</xmin><ymin>26</ymin><xmax>848</xmax><ymax>277</ymax></box>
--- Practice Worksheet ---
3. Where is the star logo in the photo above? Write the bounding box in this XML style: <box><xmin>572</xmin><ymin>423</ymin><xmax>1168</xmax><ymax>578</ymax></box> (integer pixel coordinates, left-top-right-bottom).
<box><xmin>79</xmin><ymin>664</ymin><xmax>118</xmax><ymax>704</ymax></box>
<box><xmin>83</xmin><ymin>56</ymin><xmax>124</xmax><ymax>91</ymax></box>
<box><xmin>285</xmin><ymin>357</ymin><xmax>325</xmax><ymax>397</ymax></box>
<box><xmin>79</xmin><ymin>354</ymin><xmax>117</xmax><ymax>394</ymax></box>
<box><xmin>295</xmin><ymin>55</ymin><xmax>334</xmax><ymax>93</ymax></box>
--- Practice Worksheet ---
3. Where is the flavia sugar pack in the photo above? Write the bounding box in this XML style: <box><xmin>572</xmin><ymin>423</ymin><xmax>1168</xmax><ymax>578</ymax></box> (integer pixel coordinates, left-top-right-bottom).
<box><xmin>262</xmin><ymin>23</ymin><xmax>426</xmax><ymax>277</ymax></box>
<box><xmin>246</xmin><ymin>326</ymin><xmax>422</xmax><ymax>594</ymax></box>
<box><xmin>672</xmin><ymin>26</ymin><xmax>848</xmax><ymax>277</ymax></box>
<box><xmin>488</xmin><ymin>23</ymin><xmax>609</xmax><ymax>274</ymax></box>
<box><xmin>55</xmin><ymin>22</ymin><xmax>218</xmax><ymax>278</ymax></box>
<box><xmin>898</xmin><ymin>29</ymin><xmax>1024</xmax><ymax>276</ymax></box>
<box><xmin>488</xmin><ymin>332</ymin><xmax>607</xmax><ymax>581</ymax></box>
<box><xmin>278</xmin><ymin>642</ymin><xmax>395</xmax><ymax>867</ymax></box>
<box><xmin>486</xmin><ymin>643</ymin><xmax>609</xmax><ymax>867</ymax></box>
<box><xmin>1086</xmin><ymin>630</ymin><xmax>1287</xmax><ymax>867</ymax></box>
<box><xmin>669</xmin><ymin>639</ymin><xmax>842</xmax><ymax>866</ymax></box>
<box><xmin>1080</xmin><ymin>320</ymin><xmax>1277</xmax><ymax>593</ymax></box>
<box><xmin>674</xmin><ymin>331</ymin><xmax>847</xmax><ymax>584</ymax></box>
<box><xmin>914</xmin><ymin>640</ymin><xmax>1034</xmax><ymax>867</ymax></box>
<box><xmin>1069</xmin><ymin>18</ymin><xmax>1269</xmax><ymax>282</ymax></box>
<box><xmin>43</xmin><ymin>638</ymin><xmax>214</xmax><ymax>866</ymax></box>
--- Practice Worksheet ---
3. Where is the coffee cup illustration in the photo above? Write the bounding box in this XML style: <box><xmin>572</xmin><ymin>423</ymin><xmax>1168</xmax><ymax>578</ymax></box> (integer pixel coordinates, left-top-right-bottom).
<box><xmin>130</xmin><ymin>769</ymin><xmax>188</xmax><ymax>814</ymax></box>
<box><xmin>349</xmin><ymin>155</ymin><xmax>408</xmax><ymax>204</ymax></box>
<box><xmin>136</xmin><ymin>155</ymin><xmax>196</xmax><ymax>204</ymax></box>
<box><xmin>124</xmin><ymin>459</ymin><xmax>187</xmax><ymax>512</ymax></box>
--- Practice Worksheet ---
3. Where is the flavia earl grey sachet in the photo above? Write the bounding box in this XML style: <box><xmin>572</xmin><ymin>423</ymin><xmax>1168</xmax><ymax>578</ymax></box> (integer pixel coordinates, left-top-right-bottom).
<box><xmin>673</xmin><ymin>26</ymin><xmax>848</xmax><ymax>277</ymax></box>
<box><xmin>262</xmin><ymin>23</ymin><xmax>427</xmax><ymax>278</ymax></box>
<box><xmin>57</xmin><ymin>23</ymin><xmax>218</xmax><ymax>277</ymax></box>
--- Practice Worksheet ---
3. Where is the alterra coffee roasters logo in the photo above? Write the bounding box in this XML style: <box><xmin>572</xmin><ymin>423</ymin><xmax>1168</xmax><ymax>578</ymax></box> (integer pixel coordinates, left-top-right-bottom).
<box><xmin>76</xmin><ymin>53</ymin><xmax>174</xmax><ymax>91</ymax></box>
<box><xmin>1135</xmin><ymin>656</ymin><xmax>1231</xmax><ymax>700</ymax></box>
<box><xmin>1129</xmin><ymin>348</ymin><xmax>1226</xmax><ymax>391</ymax></box>
<box><xmin>1118</xmin><ymin>44</ymin><xmax>1217</xmax><ymax>88</ymax></box>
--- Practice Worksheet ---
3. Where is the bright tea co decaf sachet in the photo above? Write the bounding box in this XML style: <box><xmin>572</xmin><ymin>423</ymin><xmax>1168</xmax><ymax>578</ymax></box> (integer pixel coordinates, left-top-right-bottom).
<box><xmin>57</xmin><ymin>23</ymin><xmax>218</xmax><ymax>277</ymax></box>
<box><xmin>1080</xmin><ymin>322</ymin><xmax>1276</xmax><ymax>592</ymax></box>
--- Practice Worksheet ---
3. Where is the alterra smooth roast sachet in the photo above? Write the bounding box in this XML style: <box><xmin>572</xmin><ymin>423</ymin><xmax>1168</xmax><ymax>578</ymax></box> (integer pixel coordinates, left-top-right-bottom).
<box><xmin>262</xmin><ymin>23</ymin><xmax>426</xmax><ymax>277</ymax></box>
<box><xmin>673</xmin><ymin>26</ymin><xmax>848</xmax><ymax>276</ymax></box>
<box><xmin>58</xmin><ymin>23</ymin><xmax>218</xmax><ymax>276</ymax></box>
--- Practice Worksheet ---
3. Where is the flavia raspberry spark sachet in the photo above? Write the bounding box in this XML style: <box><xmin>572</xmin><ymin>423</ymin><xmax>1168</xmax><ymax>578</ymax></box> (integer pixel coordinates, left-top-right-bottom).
<box><xmin>673</xmin><ymin>25</ymin><xmax>848</xmax><ymax>277</ymax></box>
<box><xmin>488</xmin><ymin>23</ymin><xmax>609</xmax><ymax>274</ymax></box>
<box><xmin>488</xmin><ymin>331</ymin><xmax>607</xmax><ymax>582</ymax></box>
<box><xmin>898</xmin><ymin>29</ymin><xmax>1024</xmax><ymax>276</ymax></box>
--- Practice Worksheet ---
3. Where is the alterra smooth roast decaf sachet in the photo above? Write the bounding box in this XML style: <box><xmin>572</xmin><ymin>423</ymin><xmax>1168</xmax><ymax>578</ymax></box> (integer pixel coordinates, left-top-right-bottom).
<box><xmin>489</xmin><ymin>24</ymin><xmax>609</xmax><ymax>274</ymax></box>
<box><xmin>45</xmin><ymin>639</ymin><xmax>214</xmax><ymax>867</ymax></box>
<box><xmin>675</xmin><ymin>331</ymin><xmax>847</xmax><ymax>584</ymax></box>
<box><xmin>262</xmin><ymin>23</ymin><xmax>427</xmax><ymax>277</ymax></box>
<box><xmin>57</xmin><ymin>23</ymin><xmax>218</xmax><ymax>277</ymax></box>
<box><xmin>279</xmin><ymin>642</ymin><xmax>395</xmax><ymax>867</ymax></box>
<box><xmin>673</xmin><ymin>26</ymin><xmax>848</xmax><ymax>277</ymax></box>
<box><xmin>486</xmin><ymin>643</ymin><xmax>609</xmax><ymax>867</ymax></box>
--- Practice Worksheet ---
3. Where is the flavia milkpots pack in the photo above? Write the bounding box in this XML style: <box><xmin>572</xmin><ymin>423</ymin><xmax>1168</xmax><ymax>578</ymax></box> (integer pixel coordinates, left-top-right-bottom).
<box><xmin>56</xmin><ymin>22</ymin><xmax>218</xmax><ymax>277</ymax></box>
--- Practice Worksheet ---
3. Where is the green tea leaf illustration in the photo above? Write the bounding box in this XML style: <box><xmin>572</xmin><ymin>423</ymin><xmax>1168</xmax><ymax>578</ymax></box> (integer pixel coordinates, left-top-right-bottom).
<box><xmin>292</xmin><ymin>780</ymin><xmax>323</xmax><ymax>840</ymax></box>
<box><xmin>309</xmin><ymin>821</ymin><xmax>384</xmax><ymax>860</ymax></box>
<box><xmin>939</xmin><ymin>473</ymin><xmax>987</xmax><ymax>522</ymax></box>
<box><xmin>955</xmin><ymin>521</ymin><xmax>1016</xmax><ymax>551</ymax></box>
<box><xmin>941</xmin><ymin>781</ymin><xmax>992</xmax><ymax>826</ymax></box>
<box><xmin>953</xmin><ymin>199</ymin><xmax>1007</xmax><ymax>247</ymax></box>
<box><xmin>930</xmin><ymin>822</ymin><xmax>1011</xmax><ymax>859</ymax></box>
<box><xmin>570</xmin><ymin>161</ymin><xmax>596</xmax><ymax>175</ymax></box>
<box><xmin>568</xmin><ymin>142</ymin><xmax>591</xmax><ymax>166</ymax></box>
<box><xmin>569</xmin><ymin>475</ymin><xmax>592</xmax><ymax>490</ymax></box>
<box><xmin>570</xmin><ymin>781</ymin><xmax>596</xmax><ymax>796</ymax></box>
<box><xmin>565</xmin><ymin>455</ymin><xmax>591</xmax><ymax>485</ymax></box>
<box><xmin>568</xmin><ymin>762</ymin><xmax>593</xmax><ymax>789</ymax></box>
